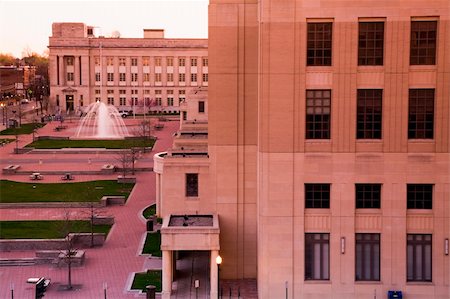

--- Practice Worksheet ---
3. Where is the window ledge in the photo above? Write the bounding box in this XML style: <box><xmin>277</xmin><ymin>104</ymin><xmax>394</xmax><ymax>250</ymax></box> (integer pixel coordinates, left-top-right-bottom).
<box><xmin>406</xmin><ymin>281</ymin><xmax>434</xmax><ymax>286</ymax></box>
<box><xmin>304</xmin><ymin>280</ymin><xmax>331</xmax><ymax>284</ymax></box>
<box><xmin>406</xmin><ymin>210</ymin><xmax>433</xmax><ymax>216</ymax></box>
<box><xmin>357</xmin><ymin>66</ymin><xmax>385</xmax><ymax>72</ymax></box>
<box><xmin>355</xmin><ymin>280</ymin><xmax>382</xmax><ymax>285</ymax></box>
<box><xmin>185</xmin><ymin>197</ymin><xmax>199</xmax><ymax>201</ymax></box>
<box><xmin>409</xmin><ymin>65</ymin><xmax>437</xmax><ymax>72</ymax></box>
<box><xmin>407</xmin><ymin>139</ymin><xmax>435</xmax><ymax>143</ymax></box>
<box><xmin>355</xmin><ymin>209</ymin><xmax>382</xmax><ymax>215</ymax></box>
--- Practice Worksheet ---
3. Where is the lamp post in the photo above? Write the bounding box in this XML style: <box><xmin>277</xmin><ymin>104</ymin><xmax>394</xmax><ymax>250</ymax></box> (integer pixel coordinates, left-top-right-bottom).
<box><xmin>1</xmin><ymin>103</ymin><xmax>5</xmax><ymax>125</ymax></box>
<box><xmin>103</xmin><ymin>282</ymin><xmax>107</xmax><ymax>299</ymax></box>
<box><xmin>216</xmin><ymin>255</ymin><xmax>222</xmax><ymax>299</ymax></box>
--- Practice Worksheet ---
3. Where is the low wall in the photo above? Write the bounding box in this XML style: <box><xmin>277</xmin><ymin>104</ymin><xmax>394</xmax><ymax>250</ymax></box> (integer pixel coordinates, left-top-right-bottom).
<box><xmin>0</xmin><ymin>233</ymin><xmax>106</xmax><ymax>252</ymax></box>
<box><xmin>0</xmin><ymin>197</ymin><xmax>125</xmax><ymax>209</ymax></box>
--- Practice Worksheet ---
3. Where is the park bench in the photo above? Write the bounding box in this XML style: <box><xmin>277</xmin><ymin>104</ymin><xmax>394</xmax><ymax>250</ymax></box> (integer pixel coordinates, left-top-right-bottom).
<box><xmin>30</xmin><ymin>172</ymin><xmax>43</xmax><ymax>180</ymax></box>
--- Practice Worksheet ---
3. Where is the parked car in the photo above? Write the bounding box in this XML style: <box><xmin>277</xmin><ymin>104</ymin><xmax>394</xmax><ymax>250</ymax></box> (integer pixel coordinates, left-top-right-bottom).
<box><xmin>20</xmin><ymin>99</ymin><xmax>30</xmax><ymax>104</ymax></box>
<box><xmin>118</xmin><ymin>110</ymin><xmax>132</xmax><ymax>118</ymax></box>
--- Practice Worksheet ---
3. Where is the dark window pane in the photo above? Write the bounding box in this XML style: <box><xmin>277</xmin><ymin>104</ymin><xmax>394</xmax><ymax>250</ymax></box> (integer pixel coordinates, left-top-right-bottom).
<box><xmin>305</xmin><ymin>233</ymin><xmax>330</xmax><ymax>280</ymax></box>
<box><xmin>307</xmin><ymin>23</ymin><xmax>333</xmax><ymax>66</ymax></box>
<box><xmin>407</xmin><ymin>234</ymin><xmax>432</xmax><ymax>281</ymax></box>
<box><xmin>356</xmin><ymin>89</ymin><xmax>383</xmax><ymax>139</ymax></box>
<box><xmin>186</xmin><ymin>173</ymin><xmax>198</xmax><ymax>197</ymax></box>
<box><xmin>306</xmin><ymin>90</ymin><xmax>331</xmax><ymax>139</ymax></box>
<box><xmin>355</xmin><ymin>184</ymin><xmax>381</xmax><ymax>209</ymax></box>
<box><xmin>305</xmin><ymin>184</ymin><xmax>330</xmax><ymax>208</ymax></box>
<box><xmin>407</xmin><ymin>184</ymin><xmax>433</xmax><ymax>209</ymax></box>
<box><xmin>355</xmin><ymin>233</ymin><xmax>380</xmax><ymax>281</ymax></box>
<box><xmin>358</xmin><ymin>22</ymin><xmax>384</xmax><ymax>66</ymax></box>
<box><xmin>410</xmin><ymin>21</ymin><xmax>437</xmax><ymax>65</ymax></box>
<box><xmin>408</xmin><ymin>89</ymin><xmax>434</xmax><ymax>139</ymax></box>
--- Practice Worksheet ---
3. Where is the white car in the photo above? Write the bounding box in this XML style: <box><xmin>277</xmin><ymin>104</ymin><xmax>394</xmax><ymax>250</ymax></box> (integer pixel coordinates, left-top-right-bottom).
<box><xmin>118</xmin><ymin>110</ymin><xmax>132</xmax><ymax>118</ymax></box>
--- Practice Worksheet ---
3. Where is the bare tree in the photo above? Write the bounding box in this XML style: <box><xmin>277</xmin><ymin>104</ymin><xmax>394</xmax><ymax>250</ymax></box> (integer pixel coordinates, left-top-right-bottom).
<box><xmin>115</xmin><ymin>150</ymin><xmax>133</xmax><ymax>178</ymax></box>
<box><xmin>59</xmin><ymin>210</ymin><xmax>79</xmax><ymax>290</ymax></box>
<box><xmin>81</xmin><ymin>187</ymin><xmax>104</xmax><ymax>248</ymax></box>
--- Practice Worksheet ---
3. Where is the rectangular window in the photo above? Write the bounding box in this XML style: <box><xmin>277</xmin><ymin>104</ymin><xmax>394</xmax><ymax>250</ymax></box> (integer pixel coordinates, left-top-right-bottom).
<box><xmin>155</xmin><ymin>73</ymin><xmax>161</xmax><ymax>82</ymax></box>
<box><xmin>356</xmin><ymin>184</ymin><xmax>381</xmax><ymax>209</ymax></box>
<box><xmin>356</xmin><ymin>234</ymin><xmax>380</xmax><ymax>281</ymax></box>
<box><xmin>107</xmin><ymin>72</ymin><xmax>114</xmax><ymax>82</ymax></box>
<box><xmin>156</xmin><ymin>97</ymin><xmax>162</xmax><ymax>106</ymax></box>
<box><xmin>191</xmin><ymin>58</ymin><xmax>197</xmax><ymax>66</ymax></box>
<box><xmin>66</xmin><ymin>57</ymin><xmax>74</xmax><ymax>66</ymax></box>
<box><xmin>408</xmin><ymin>89</ymin><xmax>434</xmax><ymax>139</ymax></box>
<box><xmin>95</xmin><ymin>72</ymin><xmax>101</xmax><ymax>82</ymax></box>
<box><xmin>167</xmin><ymin>90</ymin><xmax>174</xmax><ymax>95</ymax></box>
<box><xmin>307</xmin><ymin>22</ymin><xmax>332</xmax><ymax>66</ymax></box>
<box><xmin>167</xmin><ymin>73</ymin><xmax>174</xmax><ymax>82</ymax></box>
<box><xmin>357</xmin><ymin>89</ymin><xmax>382</xmax><ymax>139</ymax></box>
<box><xmin>106</xmin><ymin>57</ymin><xmax>114</xmax><ymax>66</ymax></box>
<box><xmin>131</xmin><ymin>73</ymin><xmax>138</xmax><ymax>82</ymax></box>
<box><xmin>107</xmin><ymin>97</ymin><xmax>114</xmax><ymax>105</ymax></box>
<box><xmin>119</xmin><ymin>58</ymin><xmax>126</xmax><ymax>66</ymax></box>
<box><xmin>179</xmin><ymin>57</ymin><xmax>185</xmax><ymax>67</ymax></box>
<box><xmin>305</xmin><ymin>184</ymin><xmax>330</xmax><ymax>208</ymax></box>
<box><xmin>186</xmin><ymin>173</ymin><xmax>198</xmax><ymax>197</ymax></box>
<box><xmin>202</xmin><ymin>57</ymin><xmax>208</xmax><ymax>66</ymax></box>
<box><xmin>155</xmin><ymin>90</ymin><xmax>162</xmax><ymax>95</ymax></box>
<box><xmin>305</xmin><ymin>233</ymin><xmax>330</xmax><ymax>280</ymax></box>
<box><xmin>143</xmin><ymin>57</ymin><xmax>150</xmax><ymax>66</ymax></box>
<box><xmin>198</xmin><ymin>101</ymin><xmax>205</xmax><ymax>113</ymax></box>
<box><xmin>410</xmin><ymin>21</ymin><xmax>437</xmax><ymax>65</ymax></box>
<box><xmin>119</xmin><ymin>73</ymin><xmax>126</xmax><ymax>82</ymax></box>
<box><xmin>95</xmin><ymin>89</ymin><xmax>101</xmax><ymax>95</ymax></box>
<box><xmin>407</xmin><ymin>184</ymin><xmax>433</xmax><ymax>209</ymax></box>
<box><xmin>202</xmin><ymin>73</ymin><xmax>208</xmax><ymax>83</ymax></box>
<box><xmin>358</xmin><ymin>22</ymin><xmax>384</xmax><ymax>66</ymax></box>
<box><xmin>167</xmin><ymin>97</ymin><xmax>174</xmax><ymax>106</ymax></box>
<box><xmin>94</xmin><ymin>57</ymin><xmax>100</xmax><ymax>66</ymax></box>
<box><xmin>407</xmin><ymin>234</ymin><xmax>432</xmax><ymax>282</ymax></box>
<box><xmin>80</xmin><ymin>95</ymin><xmax>84</xmax><ymax>107</ymax></box>
<box><xmin>131</xmin><ymin>58</ymin><xmax>138</xmax><ymax>66</ymax></box>
<box><xmin>179</xmin><ymin>73</ymin><xmax>185</xmax><ymax>82</ymax></box>
<box><xmin>143</xmin><ymin>73</ymin><xmax>150</xmax><ymax>82</ymax></box>
<box><xmin>155</xmin><ymin>57</ymin><xmax>162</xmax><ymax>66</ymax></box>
<box><xmin>67</xmin><ymin>72</ymin><xmax>74</xmax><ymax>81</ymax></box>
<box><xmin>167</xmin><ymin>57</ymin><xmax>173</xmax><ymax>66</ymax></box>
<box><xmin>119</xmin><ymin>90</ymin><xmax>126</xmax><ymax>106</ymax></box>
<box><xmin>191</xmin><ymin>73</ymin><xmax>197</xmax><ymax>82</ymax></box>
<box><xmin>306</xmin><ymin>90</ymin><xmax>331</xmax><ymax>139</ymax></box>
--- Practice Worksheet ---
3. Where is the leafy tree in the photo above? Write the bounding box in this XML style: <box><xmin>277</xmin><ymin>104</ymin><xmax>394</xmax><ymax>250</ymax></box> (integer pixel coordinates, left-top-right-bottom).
<box><xmin>0</xmin><ymin>53</ymin><xmax>16</xmax><ymax>66</ymax></box>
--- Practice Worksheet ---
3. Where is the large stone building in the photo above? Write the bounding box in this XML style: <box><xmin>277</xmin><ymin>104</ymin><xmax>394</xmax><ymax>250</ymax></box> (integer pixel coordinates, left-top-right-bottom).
<box><xmin>155</xmin><ymin>0</ymin><xmax>449</xmax><ymax>298</ymax></box>
<box><xmin>48</xmin><ymin>23</ymin><xmax>208</xmax><ymax>114</ymax></box>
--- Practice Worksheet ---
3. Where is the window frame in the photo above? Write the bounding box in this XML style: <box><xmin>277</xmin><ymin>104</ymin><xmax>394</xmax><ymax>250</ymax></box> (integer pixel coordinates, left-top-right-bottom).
<box><xmin>357</xmin><ymin>89</ymin><xmax>383</xmax><ymax>139</ymax></box>
<box><xmin>186</xmin><ymin>173</ymin><xmax>199</xmax><ymax>197</ymax></box>
<box><xmin>408</xmin><ymin>89</ymin><xmax>435</xmax><ymax>139</ymax></box>
<box><xmin>305</xmin><ymin>233</ymin><xmax>330</xmax><ymax>280</ymax></box>
<box><xmin>355</xmin><ymin>233</ymin><xmax>381</xmax><ymax>281</ymax></box>
<box><xmin>410</xmin><ymin>20</ymin><xmax>437</xmax><ymax>65</ymax></box>
<box><xmin>358</xmin><ymin>22</ymin><xmax>385</xmax><ymax>66</ymax></box>
<box><xmin>407</xmin><ymin>184</ymin><xmax>433</xmax><ymax>210</ymax></box>
<box><xmin>355</xmin><ymin>184</ymin><xmax>381</xmax><ymax>209</ymax></box>
<box><xmin>306</xmin><ymin>89</ymin><xmax>331</xmax><ymax>139</ymax></box>
<box><xmin>307</xmin><ymin>22</ymin><xmax>333</xmax><ymax>66</ymax></box>
<box><xmin>407</xmin><ymin>234</ymin><xmax>432</xmax><ymax>282</ymax></box>
<box><xmin>305</xmin><ymin>183</ymin><xmax>330</xmax><ymax>209</ymax></box>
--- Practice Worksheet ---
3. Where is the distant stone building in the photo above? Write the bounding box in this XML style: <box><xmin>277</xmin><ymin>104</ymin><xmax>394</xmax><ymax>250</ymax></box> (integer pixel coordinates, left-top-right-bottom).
<box><xmin>0</xmin><ymin>65</ymin><xmax>36</xmax><ymax>99</ymax></box>
<box><xmin>48</xmin><ymin>23</ymin><xmax>208</xmax><ymax>114</ymax></box>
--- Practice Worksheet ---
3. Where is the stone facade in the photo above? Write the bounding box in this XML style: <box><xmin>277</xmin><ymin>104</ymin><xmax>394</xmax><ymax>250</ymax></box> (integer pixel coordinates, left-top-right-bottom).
<box><xmin>48</xmin><ymin>23</ymin><xmax>208</xmax><ymax>114</ymax></box>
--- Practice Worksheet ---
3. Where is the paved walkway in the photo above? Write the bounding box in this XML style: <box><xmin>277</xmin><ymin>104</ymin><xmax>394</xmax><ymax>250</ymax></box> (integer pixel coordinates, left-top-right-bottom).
<box><xmin>0</xmin><ymin>117</ymin><xmax>179</xmax><ymax>299</ymax></box>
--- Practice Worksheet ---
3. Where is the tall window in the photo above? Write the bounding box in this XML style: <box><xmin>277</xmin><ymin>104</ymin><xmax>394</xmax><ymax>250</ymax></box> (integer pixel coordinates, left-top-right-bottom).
<box><xmin>410</xmin><ymin>21</ymin><xmax>437</xmax><ymax>65</ymax></box>
<box><xmin>95</xmin><ymin>72</ymin><xmax>100</xmax><ymax>82</ymax></box>
<box><xmin>307</xmin><ymin>22</ymin><xmax>332</xmax><ymax>66</ymax></box>
<box><xmin>106</xmin><ymin>57</ymin><xmax>114</xmax><ymax>66</ymax></box>
<box><xmin>167</xmin><ymin>98</ymin><xmax>174</xmax><ymax>106</ymax></box>
<box><xmin>143</xmin><ymin>73</ymin><xmax>150</xmax><ymax>82</ymax></box>
<box><xmin>408</xmin><ymin>89</ymin><xmax>434</xmax><ymax>139</ymax></box>
<box><xmin>131</xmin><ymin>58</ymin><xmax>138</xmax><ymax>66</ymax></box>
<box><xmin>306</xmin><ymin>90</ymin><xmax>331</xmax><ymax>139</ymax></box>
<box><xmin>131</xmin><ymin>73</ymin><xmax>138</xmax><ymax>82</ymax></box>
<box><xmin>358</xmin><ymin>22</ymin><xmax>384</xmax><ymax>65</ymax></box>
<box><xmin>202</xmin><ymin>57</ymin><xmax>208</xmax><ymax>66</ymax></box>
<box><xmin>357</xmin><ymin>89</ymin><xmax>382</xmax><ymax>139</ymax></box>
<box><xmin>407</xmin><ymin>234</ymin><xmax>432</xmax><ymax>282</ymax></box>
<box><xmin>67</xmin><ymin>72</ymin><xmax>74</xmax><ymax>81</ymax></box>
<box><xmin>407</xmin><ymin>184</ymin><xmax>433</xmax><ymax>209</ymax></box>
<box><xmin>119</xmin><ymin>89</ymin><xmax>126</xmax><ymax>106</ymax></box>
<box><xmin>191</xmin><ymin>58</ymin><xmax>197</xmax><ymax>66</ymax></box>
<box><xmin>155</xmin><ymin>57</ymin><xmax>162</xmax><ymax>66</ymax></box>
<box><xmin>356</xmin><ymin>184</ymin><xmax>381</xmax><ymax>209</ymax></box>
<box><xmin>94</xmin><ymin>57</ymin><xmax>100</xmax><ymax>66</ymax></box>
<box><xmin>202</xmin><ymin>73</ymin><xmax>208</xmax><ymax>83</ymax></box>
<box><xmin>155</xmin><ymin>73</ymin><xmax>161</xmax><ymax>82</ymax></box>
<box><xmin>198</xmin><ymin>101</ymin><xmax>205</xmax><ymax>113</ymax></box>
<box><xmin>305</xmin><ymin>233</ymin><xmax>330</xmax><ymax>280</ymax></box>
<box><xmin>356</xmin><ymin>234</ymin><xmax>380</xmax><ymax>281</ymax></box>
<box><xmin>179</xmin><ymin>73</ymin><xmax>186</xmax><ymax>82</ymax></box>
<box><xmin>179</xmin><ymin>57</ymin><xmax>186</xmax><ymax>67</ymax></box>
<box><xmin>305</xmin><ymin>184</ymin><xmax>330</xmax><ymax>208</ymax></box>
<box><xmin>143</xmin><ymin>57</ymin><xmax>150</xmax><ymax>66</ymax></box>
<box><xmin>119</xmin><ymin>73</ymin><xmax>126</xmax><ymax>82</ymax></box>
<box><xmin>66</xmin><ymin>57</ymin><xmax>74</xmax><ymax>66</ymax></box>
<box><xmin>119</xmin><ymin>57</ymin><xmax>126</xmax><ymax>66</ymax></box>
<box><xmin>167</xmin><ymin>73</ymin><xmax>174</xmax><ymax>82</ymax></box>
<box><xmin>107</xmin><ymin>73</ymin><xmax>114</xmax><ymax>82</ymax></box>
<box><xmin>191</xmin><ymin>73</ymin><xmax>197</xmax><ymax>83</ymax></box>
<box><xmin>167</xmin><ymin>57</ymin><xmax>173</xmax><ymax>66</ymax></box>
<box><xmin>186</xmin><ymin>173</ymin><xmax>198</xmax><ymax>197</ymax></box>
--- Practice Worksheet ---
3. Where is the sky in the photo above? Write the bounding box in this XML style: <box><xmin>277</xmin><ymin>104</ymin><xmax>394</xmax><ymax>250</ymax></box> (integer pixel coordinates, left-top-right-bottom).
<box><xmin>0</xmin><ymin>0</ymin><xmax>209</xmax><ymax>58</ymax></box>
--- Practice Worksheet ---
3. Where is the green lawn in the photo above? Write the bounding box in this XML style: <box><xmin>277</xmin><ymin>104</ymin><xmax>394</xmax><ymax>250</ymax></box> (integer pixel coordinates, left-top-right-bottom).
<box><xmin>142</xmin><ymin>204</ymin><xmax>156</xmax><ymax>219</ymax></box>
<box><xmin>131</xmin><ymin>270</ymin><xmax>162</xmax><ymax>292</ymax></box>
<box><xmin>25</xmin><ymin>138</ymin><xmax>155</xmax><ymax>149</ymax></box>
<box><xmin>0</xmin><ymin>220</ymin><xmax>112</xmax><ymax>239</ymax></box>
<box><xmin>142</xmin><ymin>231</ymin><xmax>161</xmax><ymax>257</ymax></box>
<box><xmin>0</xmin><ymin>180</ymin><xmax>134</xmax><ymax>203</ymax></box>
<box><xmin>0</xmin><ymin>123</ymin><xmax>45</xmax><ymax>135</ymax></box>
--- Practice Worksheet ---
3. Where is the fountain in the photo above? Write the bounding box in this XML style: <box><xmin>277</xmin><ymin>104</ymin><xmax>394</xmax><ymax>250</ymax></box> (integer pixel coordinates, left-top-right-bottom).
<box><xmin>73</xmin><ymin>101</ymin><xmax>130</xmax><ymax>139</ymax></box>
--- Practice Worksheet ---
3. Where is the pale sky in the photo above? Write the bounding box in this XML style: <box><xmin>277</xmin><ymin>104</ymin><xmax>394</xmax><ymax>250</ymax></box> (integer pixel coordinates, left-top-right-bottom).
<box><xmin>0</xmin><ymin>0</ymin><xmax>209</xmax><ymax>58</ymax></box>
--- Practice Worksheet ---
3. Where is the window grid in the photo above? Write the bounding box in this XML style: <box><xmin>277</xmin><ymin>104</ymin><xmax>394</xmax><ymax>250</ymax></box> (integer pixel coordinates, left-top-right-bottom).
<box><xmin>307</xmin><ymin>22</ymin><xmax>332</xmax><ymax>66</ymax></box>
<box><xmin>358</xmin><ymin>22</ymin><xmax>384</xmax><ymax>65</ymax></box>
<box><xmin>305</xmin><ymin>184</ymin><xmax>330</xmax><ymax>209</ymax></box>
<box><xmin>357</xmin><ymin>89</ymin><xmax>382</xmax><ymax>139</ymax></box>
<box><xmin>356</xmin><ymin>184</ymin><xmax>381</xmax><ymax>209</ymax></box>
<box><xmin>355</xmin><ymin>234</ymin><xmax>380</xmax><ymax>281</ymax></box>
<box><xmin>407</xmin><ymin>184</ymin><xmax>433</xmax><ymax>209</ymax></box>
<box><xmin>410</xmin><ymin>21</ymin><xmax>437</xmax><ymax>65</ymax></box>
<box><xmin>408</xmin><ymin>89</ymin><xmax>434</xmax><ymax>139</ymax></box>
<box><xmin>119</xmin><ymin>73</ymin><xmax>126</xmax><ymax>82</ymax></box>
<box><xmin>119</xmin><ymin>58</ymin><xmax>126</xmax><ymax>66</ymax></box>
<box><xmin>186</xmin><ymin>173</ymin><xmax>198</xmax><ymax>197</ymax></box>
<box><xmin>199</xmin><ymin>101</ymin><xmax>205</xmax><ymax>113</ymax></box>
<box><xmin>306</xmin><ymin>90</ymin><xmax>331</xmax><ymax>139</ymax></box>
<box><xmin>407</xmin><ymin>234</ymin><xmax>432</xmax><ymax>282</ymax></box>
<box><xmin>305</xmin><ymin>233</ymin><xmax>330</xmax><ymax>280</ymax></box>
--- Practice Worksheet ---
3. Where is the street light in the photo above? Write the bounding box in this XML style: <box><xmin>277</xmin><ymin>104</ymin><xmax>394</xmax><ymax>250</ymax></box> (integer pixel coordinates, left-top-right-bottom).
<box><xmin>216</xmin><ymin>255</ymin><xmax>222</xmax><ymax>299</ymax></box>
<box><xmin>1</xmin><ymin>103</ymin><xmax>5</xmax><ymax>125</ymax></box>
